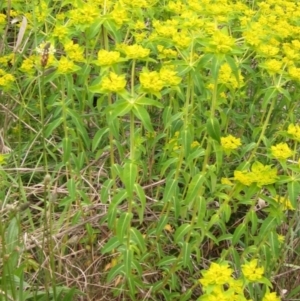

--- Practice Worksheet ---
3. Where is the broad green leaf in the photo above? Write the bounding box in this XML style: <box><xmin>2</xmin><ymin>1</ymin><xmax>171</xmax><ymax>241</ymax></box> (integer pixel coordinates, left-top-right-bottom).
<box><xmin>116</xmin><ymin>212</ymin><xmax>133</xmax><ymax>243</ymax></box>
<box><xmin>249</xmin><ymin>210</ymin><xmax>258</xmax><ymax>235</ymax></box>
<box><xmin>92</xmin><ymin>128</ymin><xmax>109</xmax><ymax>152</ymax></box>
<box><xmin>258</xmin><ymin>216</ymin><xmax>278</xmax><ymax>238</ymax></box>
<box><xmin>100</xmin><ymin>179</ymin><xmax>114</xmax><ymax>204</ymax></box>
<box><xmin>123</xmin><ymin>248</ymin><xmax>133</xmax><ymax>277</ymax></box>
<box><xmin>101</xmin><ymin>236</ymin><xmax>120</xmax><ymax>254</ymax></box>
<box><xmin>130</xmin><ymin>227</ymin><xmax>146</xmax><ymax>253</ymax></box>
<box><xmin>108</xmin><ymin>100</ymin><xmax>132</xmax><ymax>121</ymax></box>
<box><xmin>103</xmin><ymin>18</ymin><xmax>121</xmax><ymax>42</ymax></box>
<box><xmin>225</xmin><ymin>55</ymin><xmax>239</xmax><ymax>84</ymax></box>
<box><xmin>111</xmin><ymin>189</ymin><xmax>128</xmax><ymax>206</ymax></box>
<box><xmin>261</xmin><ymin>87</ymin><xmax>277</xmax><ymax>110</ymax></box>
<box><xmin>156</xmin><ymin>215</ymin><xmax>168</xmax><ymax>236</ymax></box>
<box><xmin>62</xmin><ymin>137</ymin><xmax>71</xmax><ymax>163</ymax></box>
<box><xmin>160</xmin><ymin>158</ymin><xmax>178</xmax><ymax>176</ymax></box>
<box><xmin>184</xmin><ymin>174</ymin><xmax>205</xmax><ymax>205</ymax></box>
<box><xmin>181</xmin><ymin>127</ymin><xmax>192</xmax><ymax>159</ymax></box>
<box><xmin>122</xmin><ymin>162</ymin><xmax>138</xmax><ymax>199</ymax></box>
<box><xmin>133</xmin><ymin>104</ymin><xmax>154</xmax><ymax>132</ymax></box>
<box><xmin>288</xmin><ymin>180</ymin><xmax>300</xmax><ymax>209</ymax></box>
<box><xmin>133</xmin><ymin>183</ymin><xmax>146</xmax><ymax>223</ymax></box>
<box><xmin>232</xmin><ymin>223</ymin><xmax>245</xmax><ymax>245</ymax></box>
<box><xmin>67</xmin><ymin>178</ymin><xmax>76</xmax><ymax>200</ymax></box>
<box><xmin>107</xmin><ymin>263</ymin><xmax>124</xmax><ymax>282</ymax></box>
<box><xmin>174</xmin><ymin>224</ymin><xmax>191</xmax><ymax>243</ymax></box>
<box><xmin>181</xmin><ymin>242</ymin><xmax>191</xmax><ymax>268</ymax></box>
<box><xmin>269</xmin><ymin>231</ymin><xmax>279</xmax><ymax>257</ymax></box>
<box><xmin>106</xmin><ymin>111</ymin><xmax>120</xmax><ymax>139</ymax></box>
<box><xmin>67</xmin><ymin>109</ymin><xmax>90</xmax><ymax>147</ymax></box>
<box><xmin>163</xmin><ymin>176</ymin><xmax>178</xmax><ymax>203</ymax></box>
<box><xmin>45</xmin><ymin>118</ymin><xmax>63</xmax><ymax>137</ymax></box>
<box><xmin>107</xmin><ymin>204</ymin><xmax>117</xmax><ymax>229</ymax></box>
<box><xmin>157</xmin><ymin>256</ymin><xmax>177</xmax><ymax>266</ymax></box>
<box><xmin>127</xmin><ymin>274</ymin><xmax>137</xmax><ymax>298</ymax></box>
<box><xmin>135</xmin><ymin>97</ymin><xmax>164</xmax><ymax>108</ymax></box>
<box><xmin>206</xmin><ymin>117</ymin><xmax>221</xmax><ymax>143</ymax></box>
<box><xmin>196</xmin><ymin>196</ymin><xmax>207</xmax><ymax>226</ymax></box>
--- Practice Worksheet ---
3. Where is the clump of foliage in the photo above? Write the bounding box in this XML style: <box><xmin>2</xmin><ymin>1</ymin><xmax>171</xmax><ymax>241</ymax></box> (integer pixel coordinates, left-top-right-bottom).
<box><xmin>0</xmin><ymin>0</ymin><xmax>300</xmax><ymax>300</ymax></box>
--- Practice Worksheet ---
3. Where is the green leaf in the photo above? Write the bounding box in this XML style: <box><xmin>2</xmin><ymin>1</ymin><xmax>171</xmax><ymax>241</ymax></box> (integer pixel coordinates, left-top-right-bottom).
<box><xmin>206</xmin><ymin>117</ymin><xmax>221</xmax><ymax>143</ymax></box>
<box><xmin>62</xmin><ymin>137</ymin><xmax>71</xmax><ymax>163</ymax></box>
<box><xmin>258</xmin><ymin>216</ymin><xmax>278</xmax><ymax>238</ymax></box>
<box><xmin>67</xmin><ymin>109</ymin><xmax>90</xmax><ymax>147</ymax></box>
<box><xmin>196</xmin><ymin>196</ymin><xmax>207</xmax><ymax>226</ymax></box>
<box><xmin>184</xmin><ymin>174</ymin><xmax>205</xmax><ymax>205</ymax></box>
<box><xmin>269</xmin><ymin>231</ymin><xmax>279</xmax><ymax>258</ymax></box>
<box><xmin>174</xmin><ymin>224</ymin><xmax>192</xmax><ymax>243</ymax></box>
<box><xmin>288</xmin><ymin>180</ymin><xmax>300</xmax><ymax>209</ymax></box>
<box><xmin>108</xmin><ymin>100</ymin><xmax>132</xmax><ymax>121</ymax></box>
<box><xmin>100</xmin><ymin>179</ymin><xmax>114</xmax><ymax>204</ymax></box>
<box><xmin>133</xmin><ymin>183</ymin><xmax>146</xmax><ymax>223</ymax></box>
<box><xmin>181</xmin><ymin>127</ymin><xmax>192</xmax><ymax>159</ymax></box>
<box><xmin>101</xmin><ymin>236</ymin><xmax>120</xmax><ymax>254</ymax></box>
<box><xmin>232</xmin><ymin>223</ymin><xmax>245</xmax><ymax>245</ymax></box>
<box><xmin>45</xmin><ymin>118</ymin><xmax>63</xmax><ymax>137</ymax></box>
<box><xmin>92</xmin><ymin>128</ymin><xmax>109</xmax><ymax>152</ymax></box>
<box><xmin>122</xmin><ymin>162</ymin><xmax>138</xmax><ymax>199</ymax></box>
<box><xmin>116</xmin><ymin>212</ymin><xmax>133</xmax><ymax>243</ymax></box>
<box><xmin>107</xmin><ymin>263</ymin><xmax>124</xmax><ymax>282</ymax></box>
<box><xmin>132</xmin><ymin>104</ymin><xmax>154</xmax><ymax>132</ymax></box>
<box><xmin>221</xmin><ymin>203</ymin><xmax>231</xmax><ymax>223</ymax></box>
<box><xmin>130</xmin><ymin>227</ymin><xmax>146</xmax><ymax>253</ymax></box>
<box><xmin>67</xmin><ymin>178</ymin><xmax>76</xmax><ymax>200</ymax></box>
<box><xmin>157</xmin><ymin>256</ymin><xmax>177</xmax><ymax>266</ymax></box>
<box><xmin>163</xmin><ymin>176</ymin><xmax>178</xmax><ymax>203</ymax></box>
<box><xmin>123</xmin><ymin>248</ymin><xmax>133</xmax><ymax>277</ymax></box>
<box><xmin>261</xmin><ymin>87</ymin><xmax>277</xmax><ymax>110</ymax></box>
<box><xmin>135</xmin><ymin>97</ymin><xmax>164</xmax><ymax>108</ymax></box>
<box><xmin>156</xmin><ymin>215</ymin><xmax>168</xmax><ymax>236</ymax></box>
<box><xmin>249</xmin><ymin>210</ymin><xmax>258</xmax><ymax>235</ymax></box>
<box><xmin>181</xmin><ymin>242</ymin><xmax>191</xmax><ymax>268</ymax></box>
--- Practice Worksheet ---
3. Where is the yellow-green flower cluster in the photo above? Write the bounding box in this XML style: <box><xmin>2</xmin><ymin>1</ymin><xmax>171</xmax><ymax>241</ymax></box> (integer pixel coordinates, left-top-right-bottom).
<box><xmin>96</xmin><ymin>50</ymin><xmax>121</xmax><ymax>67</ymax></box>
<box><xmin>241</xmin><ymin>259</ymin><xmax>264</xmax><ymax>282</ymax></box>
<box><xmin>69</xmin><ymin>4</ymin><xmax>100</xmax><ymax>27</ymax></box>
<box><xmin>263</xmin><ymin>292</ymin><xmax>281</xmax><ymax>301</ymax></box>
<box><xmin>100</xmin><ymin>72</ymin><xmax>126</xmax><ymax>93</ymax></box>
<box><xmin>56</xmin><ymin>57</ymin><xmax>79</xmax><ymax>74</ymax></box>
<box><xmin>219</xmin><ymin>64</ymin><xmax>244</xmax><ymax>89</ymax></box>
<box><xmin>0</xmin><ymin>154</ymin><xmax>6</xmax><ymax>165</ymax></box>
<box><xmin>0</xmin><ymin>73</ymin><xmax>15</xmax><ymax>88</ymax></box>
<box><xmin>234</xmin><ymin>161</ymin><xmax>277</xmax><ymax>187</ymax></box>
<box><xmin>140</xmin><ymin>71</ymin><xmax>164</xmax><ymax>93</ymax></box>
<box><xmin>198</xmin><ymin>260</ymin><xmax>279</xmax><ymax>301</ymax></box>
<box><xmin>157</xmin><ymin>45</ymin><xmax>177</xmax><ymax>59</ymax></box>
<box><xmin>140</xmin><ymin>66</ymin><xmax>181</xmax><ymax>94</ymax></box>
<box><xmin>199</xmin><ymin>262</ymin><xmax>233</xmax><ymax>286</ymax></box>
<box><xmin>52</xmin><ymin>25</ymin><xmax>69</xmax><ymax>41</ymax></box>
<box><xmin>19</xmin><ymin>56</ymin><xmax>36</xmax><ymax>75</ymax></box>
<box><xmin>221</xmin><ymin>135</ymin><xmax>241</xmax><ymax>152</ymax></box>
<box><xmin>206</xmin><ymin>31</ymin><xmax>235</xmax><ymax>54</ymax></box>
<box><xmin>110</xmin><ymin>4</ymin><xmax>128</xmax><ymax>27</ymax></box>
<box><xmin>122</xmin><ymin>44</ymin><xmax>150</xmax><ymax>60</ymax></box>
<box><xmin>271</xmin><ymin>143</ymin><xmax>293</xmax><ymax>160</ymax></box>
<box><xmin>287</xmin><ymin>124</ymin><xmax>300</xmax><ymax>141</ymax></box>
<box><xmin>64</xmin><ymin>41</ymin><xmax>85</xmax><ymax>62</ymax></box>
<box><xmin>273</xmin><ymin>195</ymin><xmax>294</xmax><ymax>211</ymax></box>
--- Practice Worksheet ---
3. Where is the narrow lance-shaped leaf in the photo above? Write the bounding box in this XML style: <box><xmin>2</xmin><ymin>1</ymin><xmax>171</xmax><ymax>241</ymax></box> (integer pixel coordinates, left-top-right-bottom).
<box><xmin>123</xmin><ymin>162</ymin><xmax>138</xmax><ymax>199</ymax></box>
<box><xmin>184</xmin><ymin>174</ymin><xmax>205</xmax><ymax>205</ymax></box>
<box><xmin>116</xmin><ymin>212</ymin><xmax>133</xmax><ymax>243</ymax></box>
<box><xmin>133</xmin><ymin>104</ymin><xmax>154</xmax><ymax>132</ymax></box>
<box><xmin>206</xmin><ymin>117</ymin><xmax>221</xmax><ymax>143</ymax></box>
